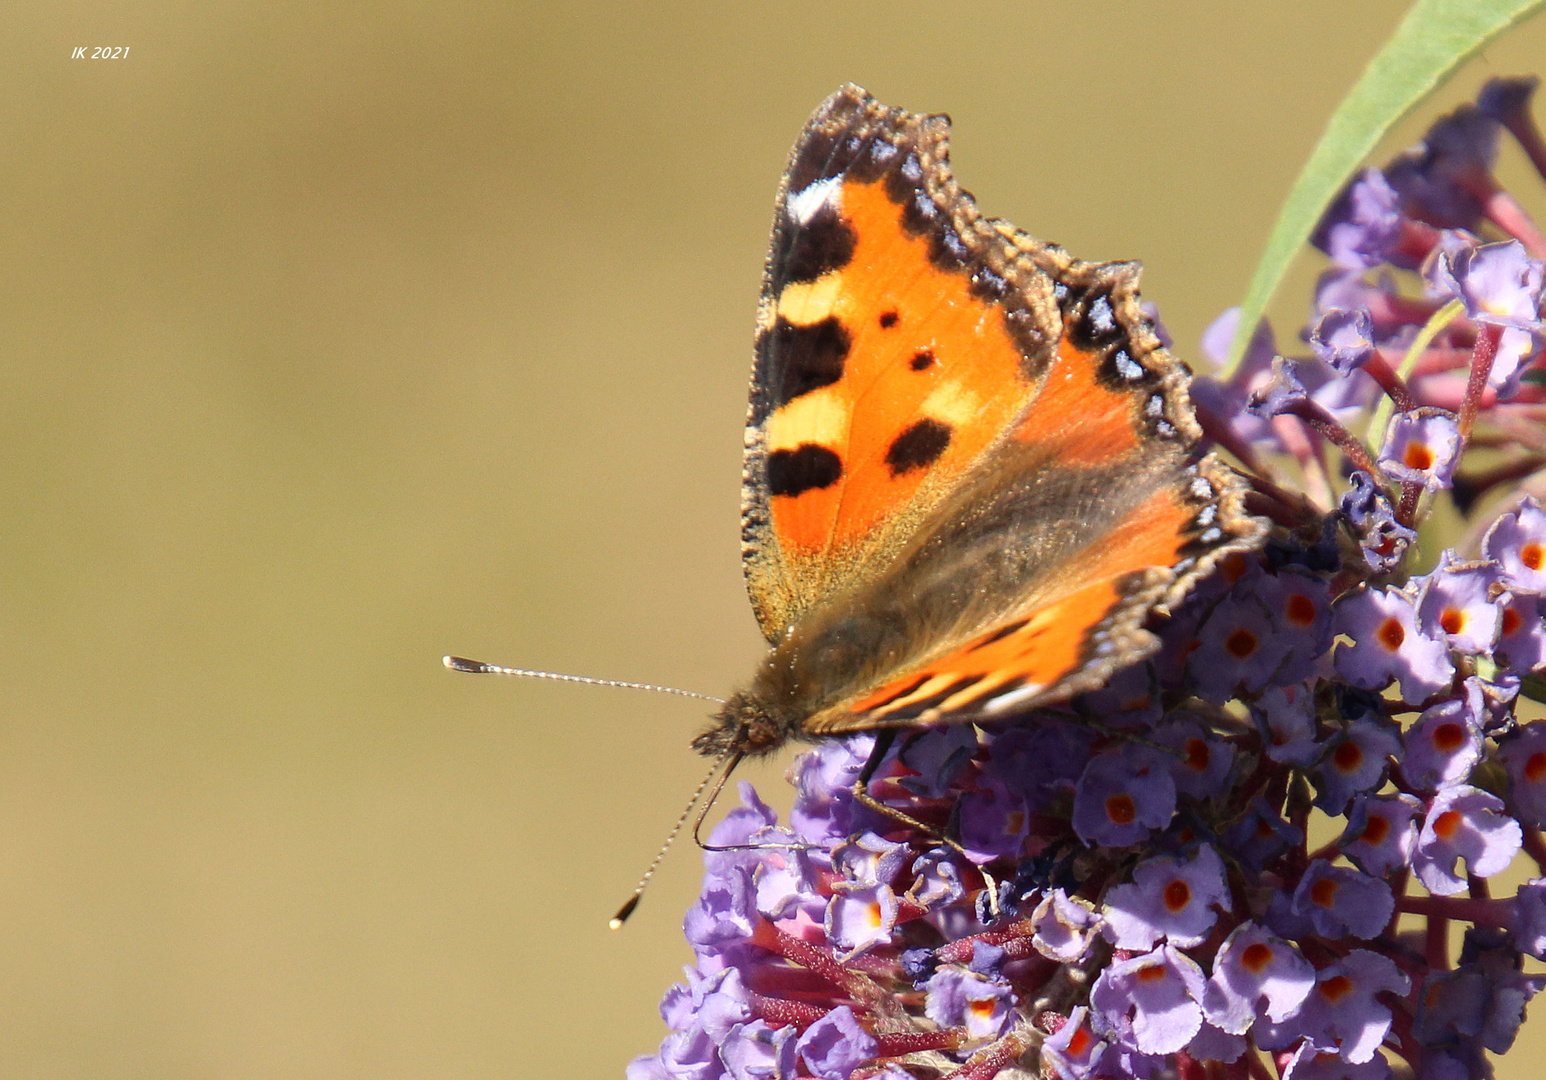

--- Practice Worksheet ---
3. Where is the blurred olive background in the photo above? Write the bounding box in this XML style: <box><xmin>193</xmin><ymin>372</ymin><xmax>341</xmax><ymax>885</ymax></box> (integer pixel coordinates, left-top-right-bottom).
<box><xmin>3</xmin><ymin>3</ymin><xmax>1546</xmax><ymax>1077</ymax></box>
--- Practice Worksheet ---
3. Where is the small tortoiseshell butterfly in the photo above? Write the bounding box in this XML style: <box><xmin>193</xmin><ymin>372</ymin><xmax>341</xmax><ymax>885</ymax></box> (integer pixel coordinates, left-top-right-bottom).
<box><xmin>692</xmin><ymin>85</ymin><xmax>1266</xmax><ymax>765</ymax></box>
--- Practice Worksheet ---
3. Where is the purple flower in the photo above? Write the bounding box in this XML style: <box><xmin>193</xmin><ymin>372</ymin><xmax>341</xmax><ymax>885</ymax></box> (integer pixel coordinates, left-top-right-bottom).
<box><xmin>956</xmin><ymin>773</ymin><xmax>1029</xmax><ymax>864</ymax></box>
<box><xmin>1386</xmin><ymin>104</ymin><xmax>1498</xmax><ymax>230</ymax></box>
<box><xmin>1415</xmin><ymin>929</ymin><xmax>1546</xmax><ymax>1055</ymax></box>
<box><xmin>1203</xmin><ymin>921</ymin><xmax>1316</xmax><ymax>1034</ymax></box>
<box><xmin>1250</xmin><ymin>567</ymin><xmax>1335</xmax><ymax>684</ymax></box>
<box><xmin>1310</xmin><ymin>307</ymin><xmax>1377</xmax><ymax>371</ymax></box>
<box><xmin>1313</xmin><ymin>717</ymin><xmax>1402</xmax><ymax>812</ymax></box>
<box><xmin>1150</xmin><ymin>717</ymin><xmax>1235</xmax><ymax>798</ymax></box>
<box><xmin>1225</xmin><ymin>797</ymin><xmax>1303</xmax><ymax>871</ymax></box>
<box><xmin>1413</xmin><ymin>784</ymin><xmax>1523</xmax><ymax>895</ymax></box>
<box><xmin>1447</xmin><ymin>240</ymin><xmax>1546</xmax><ymax>329</ymax></box>
<box><xmin>720</xmin><ymin>1021</ymin><xmax>799</xmax><ymax>1080</ymax></box>
<box><xmin>1247</xmin><ymin>356</ymin><xmax>1311</xmax><ymax>418</ymax></box>
<box><xmin>906</xmin><ymin>846</ymin><xmax>966</xmax><ymax>910</ymax></box>
<box><xmin>754</xmin><ymin>846</ymin><xmax>825</xmax><ymax>922</ymax></box>
<box><xmin>1089</xmin><ymin>945</ymin><xmax>1208</xmax><ymax>1056</ymax></box>
<box><xmin>1031</xmin><ymin>889</ymin><xmax>1102</xmax><ymax>963</ymax></box>
<box><xmin>1073</xmin><ymin>661</ymin><xmax>1162</xmax><ymax>726</ymax></box>
<box><xmin>1402</xmin><ymin>695</ymin><xmax>1484</xmax><ymax>792</ymax></box>
<box><xmin>1291</xmin><ymin>860</ymin><xmax>1394</xmax><ymax>940</ymax></box>
<box><xmin>924</xmin><ymin>967</ymin><xmax>1016</xmax><ymax>1039</ymax></box>
<box><xmin>1252</xmin><ymin>683</ymin><xmax>1323</xmax><ymax>766</ymax></box>
<box><xmin>1266</xmin><ymin>950</ymin><xmax>1410</xmax><ymax>1063</ymax></box>
<box><xmin>1483</xmin><ymin>498</ymin><xmax>1546</xmax><ymax>594</ymax></box>
<box><xmin>1340</xmin><ymin>472</ymin><xmax>1417</xmax><ymax>574</ymax></box>
<box><xmin>1510</xmin><ymin>878</ymin><xmax>1546</xmax><ymax>959</ymax></box>
<box><xmin>1280</xmin><ymin>1040</ymin><xmax>1394</xmax><ymax>1080</ymax></box>
<box><xmin>655</xmin><ymin>1024</ymin><xmax>724</xmax><ymax>1080</ymax></box>
<box><xmin>1041</xmin><ymin>1007</ymin><xmax>1107</xmax><ymax>1080</ymax></box>
<box><xmin>685</xmin><ymin>865</ymin><xmax>758</xmax><ymax>956</ymax></box>
<box><xmin>1496</xmin><ymin>591</ymin><xmax>1546</xmax><ymax>672</ymax></box>
<box><xmin>1313</xmin><ymin>168</ymin><xmax>1406</xmax><ymax>269</ymax></box>
<box><xmin>1334</xmin><ymin>585</ymin><xmax>1455</xmax><ymax>703</ymax></box>
<box><xmin>896</xmin><ymin>726</ymin><xmax>977</xmax><ymax>797</ymax></box>
<box><xmin>1186</xmin><ymin>594</ymin><xmax>1279</xmax><ymax>701</ymax></box>
<box><xmin>983</xmin><ymin>721</ymin><xmax>1095</xmax><ymax>809</ymax></box>
<box><xmin>662</xmin><ymin>968</ymin><xmax>750</xmax><ymax>1037</ymax></box>
<box><xmin>788</xmin><ymin>738</ymin><xmax>875</xmax><ymax>843</ymax></box>
<box><xmin>1378</xmin><ymin>408</ymin><xmax>1462</xmax><ymax>491</ymax></box>
<box><xmin>1185</xmin><ymin>1023</ymin><xmax>1246</xmax><ymax>1064</ymax></box>
<box><xmin>1500</xmin><ymin>720</ymin><xmax>1546</xmax><ymax>827</ymax></box>
<box><xmin>1071</xmin><ymin>745</ymin><xmax>1176</xmax><ymax>847</ymax></box>
<box><xmin>795</xmin><ymin>1007</ymin><xmax>877</xmax><ymax>1080</ymax></box>
<box><xmin>825</xmin><ymin>884</ymin><xmax>898</xmax><ymax>956</ymax></box>
<box><xmin>1416</xmin><ymin>557</ymin><xmax>1503</xmax><ymax>654</ymax></box>
<box><xmin>1487</xmin><ymin>325</ymin><xmax>1542</xmax><ymax>399</ymax></box>
<box><xmin>830</xmin><ymin>831</ymin><xmax>909</xmax><ymax>888</ymax></box>
<box><xmin>1101</xmin><ymin>845</ymin><xmax>1231</xmax><ymax>949</ymax></box>
<box><xmin>1340</xmin><ymin>792</ymin><xmax>1422</xmax><ymax>877</ymax></box>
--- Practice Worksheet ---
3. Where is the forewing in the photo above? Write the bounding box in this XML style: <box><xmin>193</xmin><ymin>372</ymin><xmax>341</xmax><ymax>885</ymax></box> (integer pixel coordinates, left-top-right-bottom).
<box><xmin>741</xmin><ymin>85</ymin><xmax>1066</xmax><ymax>642</ymax></box>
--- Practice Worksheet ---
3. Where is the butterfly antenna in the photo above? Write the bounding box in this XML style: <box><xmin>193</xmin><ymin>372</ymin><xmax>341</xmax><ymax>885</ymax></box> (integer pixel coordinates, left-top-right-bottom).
<box><xmin>610</xmin><ymin>751</ymin><xmax>741</xmax><ymax>929</ymax></box>
<box><xmin>443</xmin><ymin>656</ymin><xmax>725</xmax><ymax>704</ymax></box>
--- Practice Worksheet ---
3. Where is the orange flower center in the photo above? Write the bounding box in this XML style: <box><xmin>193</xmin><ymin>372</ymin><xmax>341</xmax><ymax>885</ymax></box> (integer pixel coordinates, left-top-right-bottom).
<box><xmin>1377</xmin><ymin>617</ymin><xmax>1406</xmax><ymax>651</ymax></box>
<box><xmin>1105</xmin><ymin>794</ymin><xmax>1136</xmax><ymax>825</ymax></box>
<box><xmin>1225</xmin><ymin>627</ymin><xmax>1260</xmax><ymax>659</ymax></box>
<box><xmin>1333</xmin><ymin>740</ymin><xmax>1365</xmax><ymax>772</ymax></box>
<box><xmin>1309</xmin><ymin>877</ymin><xmax>1339</xmax><ymax>908</ymax></box>
<box><xmin>1163</xmin><ymin>879</ymin><xmax>1192</xmax><ymax>912</ymax></box>
<box><xmin>1240</xmin><ymin>942</ymin><xmax>1274</xmax><ymax>973</ymax></box>
<box><xmin>1285</xmin><ymin>593</ymin><xmax>1317</xmax><ymax>627</ymax></box>
<box><xmin>1360</xmin><ymin>814</ymin><xmax>1390</xmax><ymax>845</ymax></box>
<box><xmin>1185</xmin><ymin>738</ymin><xmax>1210</xmax><ymax>773</ymax></box>
<box><xmin>1432</xmin><ymin>722</ymin><xmax>1466</xmax><ymax>752</ymax></box>
<box><xmin>1526</xmin><ymin>751</ymin><xmax>1546</xmax><ymax>784</ymax></box>
<box><xmin>1524</xmin><ymin>542</ymin><xmax>1545</xmax><ymax>572</ymax></box>
<box><xmin>1319</xmin><ymin>974</ymin><xmax>1354</xmax><ymax>1002</ymax></box>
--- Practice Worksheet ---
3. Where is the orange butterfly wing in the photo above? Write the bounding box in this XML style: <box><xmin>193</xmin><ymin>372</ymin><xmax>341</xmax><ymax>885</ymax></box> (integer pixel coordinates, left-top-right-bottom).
<box><xmin>733</xmin><ymin>86</ymin><xmax>1263</xmax><ymax>739</ymax></box>
<box><xmin>742</xmin><ymin>89</ymin><xmax>1057</xmax><ymax>642</ymax></box>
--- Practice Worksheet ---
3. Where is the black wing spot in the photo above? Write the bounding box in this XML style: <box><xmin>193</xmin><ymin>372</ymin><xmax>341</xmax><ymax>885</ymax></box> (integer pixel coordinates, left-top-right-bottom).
<box><xmin>879</xmin><ymin>310</ymin><xmax>899</xmax><ymax>329</ymax></box>
<box><xmin>763</xmin><ymin>316</ymin><xmax>852</xmax><ymax>409</ymax></box>
<box><xmin>780</xmin><ymin>204</ymin><xmax>858</xmax><ymax>284</ymax></box>
<box><xmin>768</xmin><ymin>444</ymin><xmax>843</xmax><ymax>498</ymax></box>
<box><xmin>885</xmin><ymin>418</ymin><xmax>953</xmax><ymax>476</ymax></box>
<box><xmin>910</xmin><ymin>349</ymin><xmax>935</xmax><ymax>371</ymax></box>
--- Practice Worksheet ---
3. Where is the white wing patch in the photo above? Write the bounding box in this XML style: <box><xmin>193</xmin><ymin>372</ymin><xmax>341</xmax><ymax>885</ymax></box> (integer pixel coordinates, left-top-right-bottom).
<box><xmin>786</xmin><ymin>176</ymin><xmax>843</xmax><ymax>226</ymax></box>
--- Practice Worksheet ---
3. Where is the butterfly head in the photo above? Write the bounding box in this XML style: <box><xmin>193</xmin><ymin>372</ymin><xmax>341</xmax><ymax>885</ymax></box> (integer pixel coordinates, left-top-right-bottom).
<box><xmin>692</xmin><ymin>689</ymin><xmax>803</xmax><ymax>759</ymax></box>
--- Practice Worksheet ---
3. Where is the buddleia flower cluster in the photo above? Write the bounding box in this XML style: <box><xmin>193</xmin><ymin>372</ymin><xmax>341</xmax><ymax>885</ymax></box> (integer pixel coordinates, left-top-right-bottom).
<box><xmin>629</xmin><ymin>77</ymin><xmax>1546</xmax><ymax>1080</ymax></box>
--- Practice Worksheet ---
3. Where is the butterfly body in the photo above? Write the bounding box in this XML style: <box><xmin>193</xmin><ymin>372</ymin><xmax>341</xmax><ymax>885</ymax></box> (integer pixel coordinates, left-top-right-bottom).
<box><xmin>694</xmin><ymin>86</ymin><xmax>1264</xmax><ymax>762</ymax></box>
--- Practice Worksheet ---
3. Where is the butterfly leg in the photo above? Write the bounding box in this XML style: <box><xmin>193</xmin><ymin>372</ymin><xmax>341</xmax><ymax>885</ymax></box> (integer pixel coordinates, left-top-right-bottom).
<box><xmin>851</xmin><ymin>730</ymin><xmax>1002</xmax><ymax>918</ymax></box>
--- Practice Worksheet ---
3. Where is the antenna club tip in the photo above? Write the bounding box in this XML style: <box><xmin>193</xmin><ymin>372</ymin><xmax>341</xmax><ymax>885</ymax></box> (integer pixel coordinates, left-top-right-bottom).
<box><xmin>610</xmin><ymin>895</ymin><xmax>641</xmax><ymax>929</ymax></box>
<box><xmin>444</xmin><ymin>656</ymin><xmax>485</xmax><ymax>673</ymax></box>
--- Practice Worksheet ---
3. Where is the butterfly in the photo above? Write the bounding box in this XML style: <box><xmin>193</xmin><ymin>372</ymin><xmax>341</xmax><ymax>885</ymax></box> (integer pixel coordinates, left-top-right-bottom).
<box><xmin>691</xmin><ymin>85</ymin><xmax>1266</xmax><ymax>768</ymax></box>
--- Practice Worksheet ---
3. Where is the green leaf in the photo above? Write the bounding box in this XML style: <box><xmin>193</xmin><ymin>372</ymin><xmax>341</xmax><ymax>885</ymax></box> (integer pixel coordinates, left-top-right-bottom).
<box><xmin>1224</xmin><ymin>0</ymin><xmax>1546</xmax><ymax>373</ymax></box>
